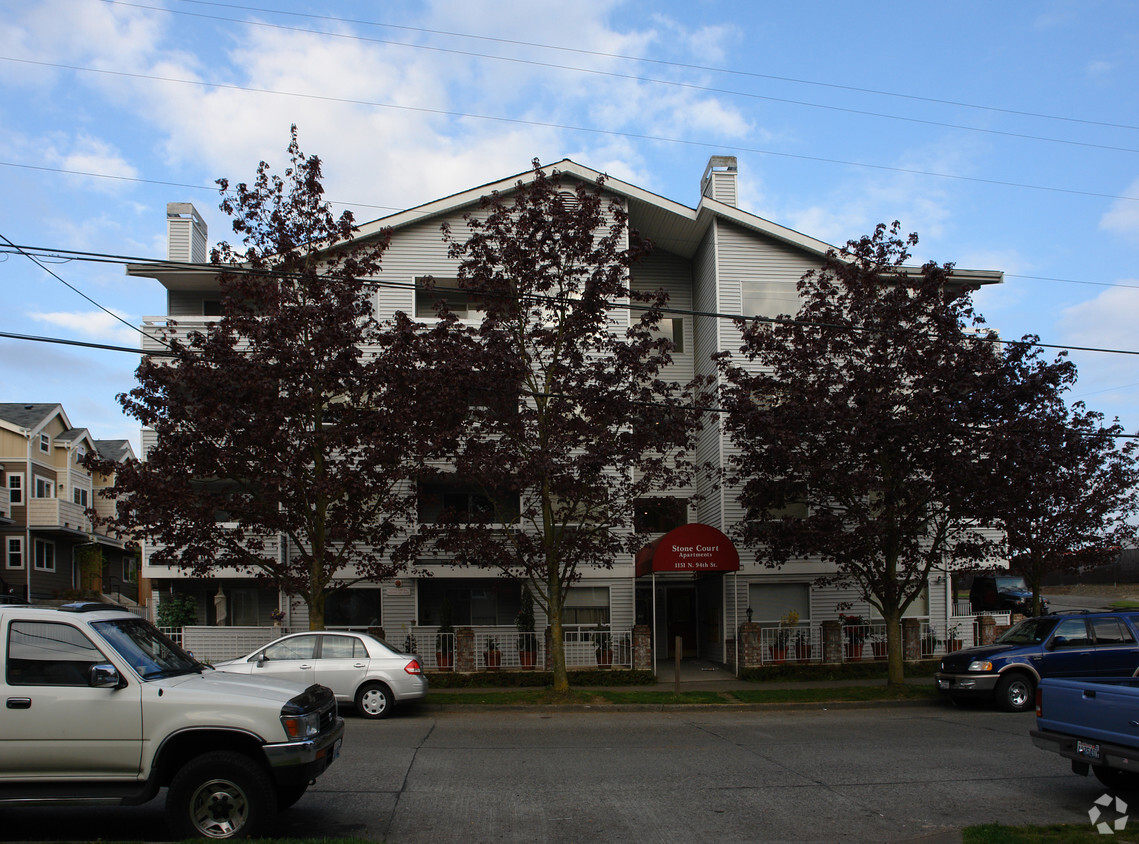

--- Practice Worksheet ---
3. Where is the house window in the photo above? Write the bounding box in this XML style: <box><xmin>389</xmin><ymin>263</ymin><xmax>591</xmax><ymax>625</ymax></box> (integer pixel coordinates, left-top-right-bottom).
<box><xmin>34</xmin><ymin>539</ymin><xmax>55</xmax><ymax>572</ymax></box>
<box><xmin>33</xmin><ymin>477</ymin><xmax>54</xmax><ymax>499</ymax></box>
<box><xmin>73</xmin><ymin>488</ymin><xmax>89</xmax><ymax>508</ymax></box>
<box><xmin>228</xmin><ymin>589</ymin><xmax>259</xmax><ymax>626</ymax></box>
<box><xmin>414</xmin><ymin>278</ymin><xmax>486</xmax><ymax>320</ymax></box>
<box><xmin>417</xmin><ymin>479</ymin><xmax>520</xmax><ymax>524</ymax></box>
<box><xmin>418</xmin><ymin>579</ymin><xmax>521</xmax><ymax>627</ymax></box>
<box><xmin>634</xmin><ymin>497</ymin><xmax>688</xmax><ymax>534</ymax></box>
<box><xmin>650</xmin><ymin>317</ymin><xmax>685</xmax><ymax>353</ymax></box>
<box><xmin>326</xmin><ymin>589</ymin><xmax>382</xmax><ymax>628</ymax></box>
<box><xmin>8</xmin><ymin>474</ymin><xmax>23</xmax><ymax>505</ymax></box>
<box><xmin>39</xmin><ymin>433</ymin><xmax>50</xmax><ymax>453</ymax></box>
<box><xmin>747</xmin><ymin>582</ymin><xmax>810</xmax><ymax>624</ymax></box>
<box><xmin>564</xmin><ymin>586</ymin><xmax>610</xmax><ymax>627</ymax></box>
<box><xmin>203</xmin><ymin>299</ymin><xmax>223</xmax><ymax>316</ymax></box>
<box><xmin>6</xmin><ymin>538</ymin><xmax>22</xmax><ymax>570</ymax></box>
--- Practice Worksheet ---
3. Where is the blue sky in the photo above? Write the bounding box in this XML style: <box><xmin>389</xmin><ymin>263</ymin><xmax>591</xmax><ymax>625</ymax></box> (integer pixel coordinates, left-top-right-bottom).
<box><xmin>2</xmin><ymin>0</ymin><xmax>1138</xmax><ymax>453</ymax></box>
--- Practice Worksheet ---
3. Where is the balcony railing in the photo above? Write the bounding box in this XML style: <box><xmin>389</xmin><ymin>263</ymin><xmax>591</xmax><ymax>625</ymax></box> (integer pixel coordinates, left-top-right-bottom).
<box><xmin>27</xmin><ymin>498</ymin><xmax>91</xmax><ymax>533</ymax></box>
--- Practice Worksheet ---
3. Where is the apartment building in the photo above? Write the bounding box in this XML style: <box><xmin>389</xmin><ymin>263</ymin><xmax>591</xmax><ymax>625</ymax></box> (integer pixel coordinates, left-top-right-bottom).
<box><xmin>129</xmin><ymin>157</ymin><xmax>1005</xmax><ymax>664</ymax></box>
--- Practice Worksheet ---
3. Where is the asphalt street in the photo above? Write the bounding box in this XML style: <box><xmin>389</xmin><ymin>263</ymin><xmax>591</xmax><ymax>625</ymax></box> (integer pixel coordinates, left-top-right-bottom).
<box><xmin>0</xmin><ymin>702</ymin><xmax>1117</xmax><ymax>844</ymax></box>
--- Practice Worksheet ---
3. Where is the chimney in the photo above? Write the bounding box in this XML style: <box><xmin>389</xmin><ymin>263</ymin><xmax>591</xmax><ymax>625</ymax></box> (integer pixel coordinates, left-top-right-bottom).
<box><xmin>700</xmin><ymin>156</ymin><xmax>738</xmax><ymax>207</ymax></box>
<box><xmin>166</xmin><ymin>203</ymin><xmax>208</xmax><ymax>263</ymax></box>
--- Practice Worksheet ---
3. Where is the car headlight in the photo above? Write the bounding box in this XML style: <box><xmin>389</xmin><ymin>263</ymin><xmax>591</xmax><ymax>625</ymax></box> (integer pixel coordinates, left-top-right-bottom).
<box><xmin>967</xmin><ymin>660</ymin><xmax>994</xmax><ymax>673</ymax></box>
<box><xmin>281</xmin><ymin>710</ymin><xmax>322</xmax><ymax>740</ymax></box>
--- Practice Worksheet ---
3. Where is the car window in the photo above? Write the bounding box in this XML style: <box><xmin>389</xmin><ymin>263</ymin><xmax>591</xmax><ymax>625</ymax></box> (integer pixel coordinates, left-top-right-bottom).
<box><xmin>1049</xmin><ymin>618</ymin><xmax>1091</xmax><ymax>648</ymax></box>
<box><xmin>319</xmin><ymin>635</ymin><xmax>365</xmax><ymax>659</ymax></box>
<box><xmin>995</xmin><ymin>616</ymin><xmax>1059</xmax><ymax>645</ymax></box>
<box><xmin>6</xmin><ymin>621</ymin><xmax>106</xmax><ymax>686</ymax></box>
<box><xmin>1091</xmin><ymin>617</ymin><xmax>1135</xmax><ymax>645</ymax></box>
<box><xmin>264</xmin><ymin>635</ymin><xmax>317</xmax><ymax>660</ymax></box>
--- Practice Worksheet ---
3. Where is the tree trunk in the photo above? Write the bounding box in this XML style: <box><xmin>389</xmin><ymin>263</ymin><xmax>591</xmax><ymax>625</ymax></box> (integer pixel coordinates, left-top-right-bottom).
<box><xmin>885</xmin><ymin>610</ymin><xmax>904</xmax><ymax>686</ymax></box>
<box><xmin>547</xmin><ymin>566</ymin><xmax>569</xmax><ymax>693</ymax></box>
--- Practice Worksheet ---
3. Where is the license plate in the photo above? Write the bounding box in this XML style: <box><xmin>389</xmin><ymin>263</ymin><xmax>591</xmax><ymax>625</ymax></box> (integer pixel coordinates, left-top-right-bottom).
<box><xmin>938</xmin><ymin>680</ymin><xmax>950</xmax><ymax>690</ymax></box>
<box><xmin>1077</xmin><ymin>741</ymin><xmax>1101</xmax><ymax>760</ymax></box>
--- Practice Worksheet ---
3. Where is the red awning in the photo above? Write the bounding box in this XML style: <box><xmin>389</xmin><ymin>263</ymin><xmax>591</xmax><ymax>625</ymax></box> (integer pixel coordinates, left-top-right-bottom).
<box><xmin>635</xmin><ymin>523</ymin><xmax>740</xmax><ymax>577</ymax></box>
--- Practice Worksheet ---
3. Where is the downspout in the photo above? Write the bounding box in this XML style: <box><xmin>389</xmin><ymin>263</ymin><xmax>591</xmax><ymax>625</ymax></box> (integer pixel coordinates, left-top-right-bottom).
<box><xmin>24</xmin><ymin>429</ymin><xmax>31</xmax><ymax>602</ymax></box>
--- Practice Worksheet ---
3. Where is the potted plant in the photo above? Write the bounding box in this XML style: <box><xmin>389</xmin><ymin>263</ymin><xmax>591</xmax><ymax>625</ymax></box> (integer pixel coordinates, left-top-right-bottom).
<box><xmin>435</xmin><ymin>598</ymin><xmax>455</xmax><ymax>670</ymax></box>
<box><xmin>870</xmin><ymin>629</ymin><xmax>888</xmax><ymax>660</ymax></box>
<box><xmin>922</xmin><ymin>630</ymin><xmax>940</xmax><ymax>657</ymax></box>
<box><xmin>516</xmin><ymin>589</ymin><xmax>538</xmax><ymax>669</ymax></box>
<box><xmin>771</xmin><ymin>610</ymin><xmax>797</xmax><ymax>663</ymax></box>
<box><xmin>594</xmin><ymin>625</ymin><xmax>613</xmax><ymax>667</ymax></box>
<box><xmin>483</xmin><ymin>635</ymin><xmax>502</xmax><ymax>669</ymax></box>
<box><xmin>841</xmin><ymin>614</ymin><xmax>866</xmax><ymax>661</ymax></box>
<box><xmin>794</xmin><ymin>629</ymin><xmax>812</xmax><ymax>662</ymax></box>
<box><xmin>946</xmin><ymin>626</ymin><xmax>963</xmax><ymax>652</ymax></box>
<box><xmin>269</xmin><ymin>608</ymin><xmax>285</xmax><ymax>628</ymax></box>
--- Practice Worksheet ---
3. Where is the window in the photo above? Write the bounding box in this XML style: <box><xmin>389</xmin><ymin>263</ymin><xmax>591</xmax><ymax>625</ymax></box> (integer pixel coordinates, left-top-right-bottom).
<box><xmin>419</xmin><ymin>579</ymin><xmax>521</xmax><ymax>627</ymax></box>
<box><xmin>320</xmin><ymin>635</ymin><xmax>369</xmax><ymax>659</ymax></box>
<box><xmin>650</xmin><ymin>317</ymin><xmax>685</xmax><ymax>353</ymax></box>
<box><xmin>229</xmin><ymin>589</ymin><xmax>259</xmax><ymax>626</ymax></box>
<box><xmin>415</xmin><ymin>278</ymin><xmax>486</xmax><ymax>320</ymax></box>
<box><xmin>747</xmin><ymin>583</ymin><xmax>811</xmax><ymax>624</ymax></box>
<box><xmin>564</xmin><ymin>587</ymin><xmax>610</xmax><ymax>626</ymax></box>
<box><xmin>33</xmin><ymin>477</ymin><xmax>54</xmax><ymax>499</ymax></box>
<box><xmin>264</xmin><ymin>635</ymin><xmax>318</xmax><ymax>661</ymax></box>
<box><xmin>203</xmin><ymin>299</ymin><xmax>223</xmax><ymax>316</ymax></box>
<box><xmin>417</xmin><ymin>480</ymin><xmax>520</xmax><ymax>524</ymax></box>
<box><xmin>39</xmin><ymin>433</ymin><xmax>50</xmax><ymax>453</ymax></box>
<box><xmin>634</xmin><ymin>498</ymin><xmax>688</xmax><ymax>534</ymax></box>
<box><xmin>7</xmin><ymin>621</ymin><xmax>105</xmax><ymax>686</ymax></box>
<box><xmin>34</xmin><ymin>539</ymin><xmax>55</xmax><ymax>572</ymax></box>
<box><xmin>8</xmin><ymin>474</ymin><xmax>22</xmax><ymax>506</ymax></box>
<box><xmin>1050</xmin><ymin>618</ymin><xmax>1091</xmax><ymax>649</ymax></box>
<box><xmin>1092</xmin><ymin>618</ymin><xmax>1134</xmax><ymax>645</ymax></box>
<box><xmin>73</xmin><ymin>487</ymin><xmax>89</xmax><ymax>508</ymax></box>
<box><xmin>325</xmin><ymin>589</ymin><xmax>382</xmax><ymax>628</ymax></box>
<box><xmin>6</xmin><ymin>537</ymin><xmax>22</xmax><ymax>570</ymax></box>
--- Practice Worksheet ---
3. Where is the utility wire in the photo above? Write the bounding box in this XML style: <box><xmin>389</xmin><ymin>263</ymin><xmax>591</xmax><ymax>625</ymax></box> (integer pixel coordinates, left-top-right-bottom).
<box><xmin>4</xmin><ymin>56</ymin><xmax>1138</xmax><ymax>206</ymax></box>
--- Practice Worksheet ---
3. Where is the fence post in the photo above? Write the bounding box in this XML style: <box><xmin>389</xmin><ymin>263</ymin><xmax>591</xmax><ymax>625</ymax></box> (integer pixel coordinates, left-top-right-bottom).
<box><xmin>822</xmin><ymin>620</ymin><xmax>842</xmax><ymax>664</ymax></box>
<box><xmin>738</xmin><ymin>622</ymin><xmax>761</xmax><ymax>667</ymax></box>
<box><xmin>456</xmin><ymin>627</ymin><xmax>475</xmax><ymax>672</ymax></box>
<box><xmin>979</xmin><ymin>615</ymin><xmax>997</xmax><ymax>645</ymax></box>
<box><xmin>633</xmin><ymin>624</ymin><xmax>652</xmax><ymax>671</ymax></box>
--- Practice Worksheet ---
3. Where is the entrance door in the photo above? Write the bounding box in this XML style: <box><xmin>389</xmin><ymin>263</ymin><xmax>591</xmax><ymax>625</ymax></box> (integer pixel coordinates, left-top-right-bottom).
<box><xmin>666</xmin><ymin>587</ymin><xmax>698</xmax><ymax>658</ymax></box>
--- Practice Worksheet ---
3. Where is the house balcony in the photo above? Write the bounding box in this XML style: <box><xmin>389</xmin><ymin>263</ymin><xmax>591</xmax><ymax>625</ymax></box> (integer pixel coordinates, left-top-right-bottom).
<box><xmin>27</xmin><ymin>498</ymin><xmax>91</xmax><ymax>535</ymax></box>
<box><xmin>140</xmin><ymin>317</ymin><xmax>217</xmax><ymax>354</ymax></box>
<box><xmin>0</xmin><ymin>487</ymin><xmax>10</xmax><ymax>522</ymax></box>
<box><xmin>144</xmin><ymin>529</ymin><xmax>282</xmax><ymax>575</ymax></box>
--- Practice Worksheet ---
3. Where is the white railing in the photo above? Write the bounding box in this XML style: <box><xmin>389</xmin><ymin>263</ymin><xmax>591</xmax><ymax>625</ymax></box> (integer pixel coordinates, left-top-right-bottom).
<box><xmin>181</xmin><ymin>625</ymin><xmax>303</xmax><ymax>663</ymax></box>
<box><xmin>564</xmin><ymin>629</ymin><xmax>633</xmax><ymax>669</ymax></box>
<box><xmin>401</xmin><ymin>630</ymin><xmax>456</xmax><ymax>670</ymax></box>
<box><xmin>759</xmin><ymin>624</ymin><xmax>823</xmax><ymax>663</ymax></box>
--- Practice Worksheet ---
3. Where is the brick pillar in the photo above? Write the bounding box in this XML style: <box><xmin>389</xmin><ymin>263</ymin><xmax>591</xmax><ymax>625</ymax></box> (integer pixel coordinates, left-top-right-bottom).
<box><xmin>456</xmin><ymin>627</ymin><xmax>475</xmax><ymax>673</ymax></box>
<box><xmin>979</xmin><ymin>615</ymin><xmax>997</xmax><ymax>645</ymax></box>
<box><xmin>822</xmin><ymin>620</ymin><xmax>842</xmax><ymax>664</ymax></box>
<box><xmin>633</xmin><ymin>624</ymin><xmax>652</xmax><ymax>671</ymax></box>
<box><xmin>739</xmin><ymin>622</ymin><xmax>762</xmax><ymax>667</ymax></box>
<box><xmin>902</xmin><ymin>618</ymin><xmax>921</xmax><ymax>661</ymax></box>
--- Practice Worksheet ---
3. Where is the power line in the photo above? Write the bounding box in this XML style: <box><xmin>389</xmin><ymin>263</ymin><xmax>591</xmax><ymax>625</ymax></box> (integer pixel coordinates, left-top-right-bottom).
<box><xmin>5</xmin><ymin>55</ymin><xmax>1139</xmax><ymax>205</ymax></box>
<box><xmin>103</xmin><ymin>0</ymin><xmax>1139</xmax><ymax>157</ymax></box>
<box><xmin>161</xmin><ymin>0</ymin><xmax>1139</xmax><ymax>134</ymax></box>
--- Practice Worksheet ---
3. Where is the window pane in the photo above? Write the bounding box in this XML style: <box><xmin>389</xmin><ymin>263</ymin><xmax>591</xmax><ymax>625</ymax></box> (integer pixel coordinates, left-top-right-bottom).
<box><xmin>7</xmin><ymin>621</ymin><xmax>104</xmax><ymax>686</ymax></box>
<box><xmin>265</xmin><ymin>635</ymin><xmax>317</xmax><ymax>660</ymax></box>
<box><xmin>747</xmin><ymin>583</ymin><xmax>810</xmax><ymax>623</ymax></box>
<box><xmin>326</xmin><ymin>589</ymin><xmax>382</xmax><ymax>627</ymax></box>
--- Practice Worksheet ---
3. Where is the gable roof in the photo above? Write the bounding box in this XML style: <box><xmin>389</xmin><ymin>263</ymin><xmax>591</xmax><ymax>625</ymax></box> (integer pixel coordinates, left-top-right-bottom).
<box><xmin>0</xmin><ymin>403</ymin><xmax>67</xmax><ymax>434</ymax></box>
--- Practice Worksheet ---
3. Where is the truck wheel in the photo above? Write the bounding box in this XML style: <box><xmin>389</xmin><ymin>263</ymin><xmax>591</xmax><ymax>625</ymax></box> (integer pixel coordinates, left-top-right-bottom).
<box><xmin>166</xmin><ymin>750</ymin><xmax>278</xmax><ymax>839</ymax></box>
<box><xmin>355</xmin><ymin>682</ymin><xmax>393</xmax><ymax>719</ymax></box>
<box><xmin>1094</xmin><ymin>766</ymin><xmax>1139</xmax><ymax>792</ymax></box>
<box><xmin>995</xmin><ymin>673</ymin><xmax>1034</xmax><ymax>712</ymax></box>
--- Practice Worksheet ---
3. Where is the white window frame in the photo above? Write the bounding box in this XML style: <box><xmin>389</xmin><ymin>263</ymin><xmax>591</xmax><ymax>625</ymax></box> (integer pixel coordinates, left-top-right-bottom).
<box><xmin>33</xmin><ymin>477</ymin><xmax>54</xmax><ymax>499</ymax></box>
<box><xmin>34</xmin><ymin>539</ymin><xmax>55</xmax><ymax>572</ymax></box>
<box><xmin>73</xmin><ymin>487</ymin><xmax>89</xmax><ymax>508</ymax></box>
<box><xmin>8</xmin><ymin>474</ymin><xmax>23</xmax><ymax>506</ymax></box>
<box><xmin>6</xmin><ymin>537</ymin><xmax>22</xmax><ymax>570</ymax></box>
<box><xmin>39</xmin><ymin>433</ymin><xmax>50</xmax><ymax>453</ymax></box>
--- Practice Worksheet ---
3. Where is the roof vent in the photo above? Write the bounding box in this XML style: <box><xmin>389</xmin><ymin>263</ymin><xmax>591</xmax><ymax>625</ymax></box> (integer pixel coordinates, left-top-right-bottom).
<box><xmin>700</xmin><ymin>156</ymin><xmax>738</xmax><ymax>207</ymax></box>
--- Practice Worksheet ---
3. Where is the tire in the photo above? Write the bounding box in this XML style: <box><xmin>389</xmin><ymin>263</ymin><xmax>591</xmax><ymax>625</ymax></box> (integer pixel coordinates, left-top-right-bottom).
<box><xmin>165</xmin><ymin>750</ymin><xmax>278</xmax><ymax>839</ymax></box>
<box><xmin>995</xmin><ymin>673</ymin><xmax>1035</xmax><ymax>713</ymax></box>
<box><xmin>355</xmin><ymin>682</ymin><xmax>393</xmax><ymax>719</ymax></box>
<box><xmin>1094</xmin><ymin>766</ymin><xmax>1139</xmax><ymax>792</ymax></box>
<box><xmin>276</xmin><ymin>780</ymin><xmax>309</xmax><ymax>811</ymax></box>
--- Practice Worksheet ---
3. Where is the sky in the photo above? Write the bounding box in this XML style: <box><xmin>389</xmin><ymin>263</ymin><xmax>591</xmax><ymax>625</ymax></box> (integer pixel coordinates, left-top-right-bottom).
<box><xmin>1</xmin><ymin>0</ymin><xmax>1138</xmax><ymax>454</ymax></box>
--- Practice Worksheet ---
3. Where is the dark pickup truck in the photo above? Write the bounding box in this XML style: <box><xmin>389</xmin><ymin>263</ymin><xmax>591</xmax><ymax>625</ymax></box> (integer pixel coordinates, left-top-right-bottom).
<box><xmin>1032</xmin><ymin>676</ymin><xmax>1139</xmax><ymax>791</ymax></box>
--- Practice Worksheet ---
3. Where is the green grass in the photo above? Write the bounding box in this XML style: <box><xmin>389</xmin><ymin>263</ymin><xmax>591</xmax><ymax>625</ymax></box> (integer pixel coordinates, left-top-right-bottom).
<box><xmin>964</xmin><ymin>823</ymin><xmax>1136</xmax><ymax>843</ymax></box>
<box><xmin>1109</xmin><ymin>600</ymin><xmax>1139</xmax><ymax>609</ymax></box>
<box><xmin>729</xmin><ymin>684</ymin><xmax>939</xmax><ymax>704</ymax></box>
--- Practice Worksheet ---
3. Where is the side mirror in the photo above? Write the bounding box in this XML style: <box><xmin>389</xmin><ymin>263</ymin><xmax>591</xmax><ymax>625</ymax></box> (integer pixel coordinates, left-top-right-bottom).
<box><xmin>88</xmin><ymin>663</ymin><xmax>123</xmax><ymax>689</ymax></box>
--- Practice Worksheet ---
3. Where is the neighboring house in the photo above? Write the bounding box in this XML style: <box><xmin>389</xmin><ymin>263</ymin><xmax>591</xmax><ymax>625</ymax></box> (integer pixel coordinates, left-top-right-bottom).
<box><xmin>0</xmin><ymin>404</ymin><xmax>140</xmax><ymax>605</ymax></box>
<box><xmin>128</xmin><ymin>157</ymin><xmax>1005</xmax><ymax>662</ymax></box>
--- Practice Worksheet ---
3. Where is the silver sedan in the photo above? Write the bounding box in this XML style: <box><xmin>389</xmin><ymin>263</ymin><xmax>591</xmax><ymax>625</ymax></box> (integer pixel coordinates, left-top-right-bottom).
<box><xmin>215</xmin><ymin>630</ymin><xmax>427</xmax><ymax>719</ymax></box>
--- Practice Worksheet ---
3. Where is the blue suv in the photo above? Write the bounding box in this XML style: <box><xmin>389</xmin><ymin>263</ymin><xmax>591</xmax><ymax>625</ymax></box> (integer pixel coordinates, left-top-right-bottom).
<box><xmin>935</xmin><ymin>612</ymin><xmax>1139</xmax><ymax>712</ymax></box>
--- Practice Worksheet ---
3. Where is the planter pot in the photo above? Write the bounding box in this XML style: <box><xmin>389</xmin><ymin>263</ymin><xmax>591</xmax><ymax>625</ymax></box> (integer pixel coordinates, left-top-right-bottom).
<box><xmin>769</xmin><ymin>645</ymin><xmax>788</xmax><ymax>664</ymax></box>
<box><xmin>795</xmin><ymin>643</ymin><xmax>812</xmax><ymax>661</ymax></box>
<box><xmin>483</xmin><ymin>650</ymin><xmax>501</xmax><ymax>669</ymax></box>
<box><xmin>519</xmin><ymin>649</ymin><xmax>537</xmax><ymax>669</ymax></box>
<box><xmin>947</xmin><ymin>640</ymin><xmax>963</xmax><ymax>652</ymax></box>
<box><xmin>844</xmin><ymin>642</ymin><xmax>864</xmax><ymax>661</ymax></box>
<box><xmin>596</xmin><ymin>649</ymin><xmax>614</xmax><ymax>667</ymax></box>
<box><xmin>435</xmin><ymin>651</ymin><xmax>454</xmax><ymax>671</ymax></box>
<box><xmin>871</xmin><ymin>642</ymin><xmax>888</xmax><ymax>660</ymax></box>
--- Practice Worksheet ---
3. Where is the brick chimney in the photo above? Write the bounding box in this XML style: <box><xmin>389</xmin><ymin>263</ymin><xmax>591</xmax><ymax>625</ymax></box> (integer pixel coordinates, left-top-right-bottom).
<box><xmin>700</xmin><ymin>156</ymin><xmax>738</xmax><ymax>207</ymax></box>
<box><xmin>166</xmin><ymin>203</ymin><xmax>208</xmax><ymax>263</ymax></box>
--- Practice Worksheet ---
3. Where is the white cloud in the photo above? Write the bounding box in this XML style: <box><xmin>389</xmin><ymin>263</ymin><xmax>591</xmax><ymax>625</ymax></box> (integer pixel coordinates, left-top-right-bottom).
<box><xmin>30</xmin><ymin>309</ymin><xmax>141</xmax><ymax>347</ymax></box>
<box><xmin>1100</xmin><ymin>177</ymin><xmax>1139</xmax><ymax>241</ymax></box>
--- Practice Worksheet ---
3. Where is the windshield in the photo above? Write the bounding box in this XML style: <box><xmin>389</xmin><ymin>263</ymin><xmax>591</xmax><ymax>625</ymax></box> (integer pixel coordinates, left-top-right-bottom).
<box><xmin>995</xmin><ymin>616</ymin><xmax>1059</xmax><ymax>645</ymax></box>
<box><xmin>91</xmin><ymin>618</ymin><xmax>202</xmax><ymax>679</ymax></box>
<box><xmin>994</xmin><ymin>576</ymin><xmax>1029</xmax><ymax>591</ymax></box>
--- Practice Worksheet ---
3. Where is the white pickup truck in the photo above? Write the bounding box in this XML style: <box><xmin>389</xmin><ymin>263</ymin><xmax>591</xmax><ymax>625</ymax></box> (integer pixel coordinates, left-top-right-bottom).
<box><xmin>0</xmin><ymin>602</ymin><xmax>344</xmax><ymax>838</ymax></box>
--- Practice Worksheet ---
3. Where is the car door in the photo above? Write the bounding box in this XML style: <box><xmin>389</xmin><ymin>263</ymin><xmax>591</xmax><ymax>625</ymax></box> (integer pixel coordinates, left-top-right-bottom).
<box><xmin>312</xmin><ymin>634</ymin><xmax>370</xmax><ymax>700</ymax></box>
<box><xmin>0</xmin><ymin>617</ymin><xmax>143</xmax><ymax>779</ymax></box>
<box><xmin>1089</xmin><ymin>616</ymin><xmax>1139</xmax><ymax>676</ymax></box>
<box><xmin>1038</xmin><ymin>617</ymin><xmax>1096</xmax><ymax>678</ymax></box>
<box><xmin>248</xmin><ymin>634</ymin><xmax>318</xmax><ymax>688</ymax></box>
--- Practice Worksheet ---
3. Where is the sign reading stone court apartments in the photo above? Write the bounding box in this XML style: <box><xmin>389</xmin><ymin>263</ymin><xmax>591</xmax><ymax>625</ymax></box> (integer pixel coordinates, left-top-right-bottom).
<box><xmin>635</xmin><ymin>523</ymin><xmax>740</xmax><ymax>577</ymax></box>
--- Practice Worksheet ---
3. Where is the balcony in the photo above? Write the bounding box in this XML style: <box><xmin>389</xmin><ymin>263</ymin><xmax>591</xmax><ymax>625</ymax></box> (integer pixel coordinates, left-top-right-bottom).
<box><xmin>27</xmin><ymin>498</ymin><xmax>91</xmax><ymax>534</ymax></box>
<box><xmin>139</xmin><ymin>317</ymin><xmax>217</xmax><ymax>354</ymax></box>
<box><xmin>0</xmin><ymin>487</ymin><xmax>9</xmax><ymax>521</ymax></box>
